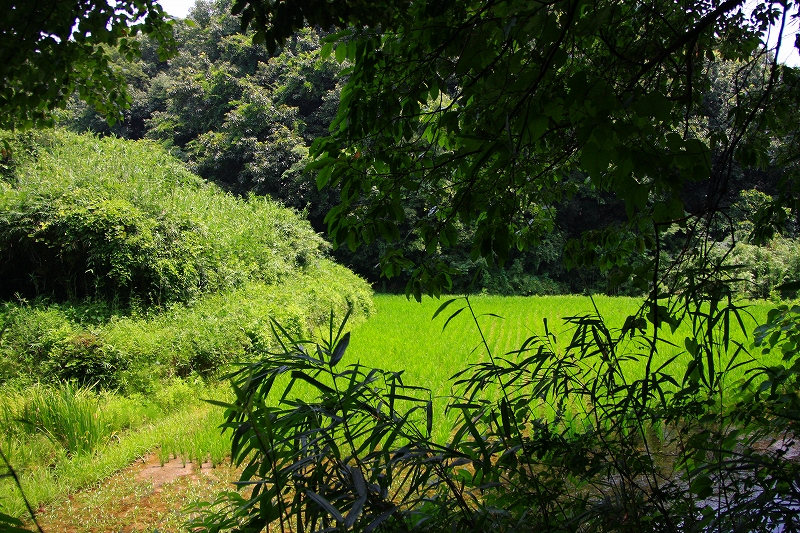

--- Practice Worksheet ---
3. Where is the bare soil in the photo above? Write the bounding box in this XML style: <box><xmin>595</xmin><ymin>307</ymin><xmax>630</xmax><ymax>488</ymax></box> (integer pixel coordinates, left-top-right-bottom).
<box><xmin>34</xmin><ymin>452</ymin><xmax>240</xmax><ymax>533</ymax></box>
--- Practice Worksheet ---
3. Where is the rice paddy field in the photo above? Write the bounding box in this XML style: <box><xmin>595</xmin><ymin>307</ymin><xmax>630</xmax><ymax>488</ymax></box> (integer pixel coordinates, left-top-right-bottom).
<box><xmin>346</xmin><ymin>294</ymin><xmax>778</xmax><ymax>442</ymax></box>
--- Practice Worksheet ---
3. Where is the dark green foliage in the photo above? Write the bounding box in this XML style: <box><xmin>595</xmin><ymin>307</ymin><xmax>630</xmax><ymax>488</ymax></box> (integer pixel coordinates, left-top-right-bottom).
<box><xmin>238</xmin><ymin>0</ymin><xmax>798</xmax><ymax>298</ymax></box>
<box><xmin>54</xmin><ymin>1</ymin><xmax>796</xmax><ymax>298</ymax></box>
<box><xmin>24</xmin><ymin>0</ymin><xmax>800</xmax><ymax>298</ymax></box>
<box><xmin>0</xmin><ymin>0</ymin><xmax>175</xmax><ymax>129</ymax></box>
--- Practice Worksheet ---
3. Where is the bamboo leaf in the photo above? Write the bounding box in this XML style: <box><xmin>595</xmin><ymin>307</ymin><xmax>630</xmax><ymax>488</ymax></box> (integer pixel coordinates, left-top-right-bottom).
<box><xmin>330</xmin><ymin>331</ymin><xmax>350</xmax><ymax>367</ymax></box>
<box><xmin>500</xmin><ymin>397</ymin><xmax>512</xmax><ymax>439</ymax></box>
<box><xmin>291</xmin><ymin>371</ymin><xmax>336</xmax><ymax>395</ymax></box>
<box><xmin>432</xmin><ymin>297</ymin><xmax>462</xmax><ymax>320</ymax></box>
<box><xmin>345</xmin><ymin>466</ymin><xmax>367</xmax><ymax>528</ymax></box>
<box><xmin>426</xmin><ymin>400</ymin><xmax>433</xmax><ymax>437</ymax></box>
<box><xmin>442</xmin><ymin>307</ymin><xmax>466</xmax><ymax>332</ymax></box>
<box><xmin>344</xmin><ymin>494</ymin><xmax>366</xmax><ymax>528</ymax></box>
<box><xmin>363</xmin><ymin>506</ymin><xmax>397</xmax><ymax>533</ymax></box>
<box><xmin>305</xmin><ymin>490</ymin><xmax>344</xmax><ymax>523</ymax></box>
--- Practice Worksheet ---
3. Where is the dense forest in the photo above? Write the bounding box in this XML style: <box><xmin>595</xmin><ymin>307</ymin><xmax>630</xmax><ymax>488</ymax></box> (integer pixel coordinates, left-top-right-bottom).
<box><xmin>57</xmin><ymin>0</ymin><xmax>800</xmax><ymax>298</ymax></box>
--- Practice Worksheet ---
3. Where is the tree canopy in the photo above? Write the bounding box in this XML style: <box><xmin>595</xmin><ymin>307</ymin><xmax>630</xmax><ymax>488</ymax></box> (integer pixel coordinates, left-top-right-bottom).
<box><xmin>232</xmin><ymin>0</ymin><xmax>800</xmax><ymax>298</ymax></box>
<box><xmin>5</xmin><ymin>0</ymin><xmax>800</xmax><ymax>299</ymax></box>
<box><xmin>0</xmin><ymin>0</ymin><xmax>175</xmax><ymax>129</ymax></box>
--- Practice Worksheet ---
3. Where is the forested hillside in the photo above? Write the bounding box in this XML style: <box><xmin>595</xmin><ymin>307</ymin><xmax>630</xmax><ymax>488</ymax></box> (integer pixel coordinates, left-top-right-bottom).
<box><xmin>60</xmin><ymin>0</ymin><xmax>800</xmax><ymax>298</ymax></box>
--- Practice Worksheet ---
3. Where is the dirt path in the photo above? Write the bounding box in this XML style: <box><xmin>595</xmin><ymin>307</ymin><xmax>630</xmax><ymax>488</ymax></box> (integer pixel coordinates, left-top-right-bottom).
<box><xmin>35</xmin><ymin>453</ymin><xmax>240</xmax><ymax>533</ymax></box>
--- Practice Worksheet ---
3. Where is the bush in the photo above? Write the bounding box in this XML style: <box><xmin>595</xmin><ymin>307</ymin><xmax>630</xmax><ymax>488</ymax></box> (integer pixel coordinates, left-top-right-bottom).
<box><xmin>0</xmin><ymin>269</ymin><xmax>373</xmax><ymax>392</ymax></box>
<box><xmin>478</xmin><ymin>261</ymin><xmax>566</xmax><ymax>296</ymax></box>
<box><xmin>0</xmin><ymin>128</ymin><xmax>374</xmax><ymax>391</ymax></box>
<box><xmin>0</xmin><ymin>129</ymin><xmax>331</xmax><ymax>306</ymax></box>
<box><xmin>0</xmin><ymin>303</ymin><xmax>75</xmax><ymax>385</ymax></box>
<box><xmin>45</xmin><ymin>332</ymin><xmax>125</xmax><ymax>389</ymax></box>
<box><xmin>0</xmin><ymin>303</ymin><xmax>125</xmax><ymax>388</ymax></box>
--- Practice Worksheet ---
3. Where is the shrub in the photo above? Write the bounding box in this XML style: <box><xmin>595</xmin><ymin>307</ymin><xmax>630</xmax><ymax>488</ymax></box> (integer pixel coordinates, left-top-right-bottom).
<box><xmin>0</xmin><ymin>128</ymin><xmax>374</xmax><ymax>391</ymax></box>
<box><xmin>724</xmin><ymin>237</ymin><xmax>800</xmax><ymax>300</ymax></box>
<box><xmin>0</xmin><ymin>304</ymin><xmax>75</xmax><ymax>385</ymax></box>
<box><xmin>0</xmin><ymin>129</ymin><xmax>331</xmax><ymax>306</ymax></box>
<box><xmin>0</xmin><ymin>269</ymin><xmax>373</xmax><ymax>392</ymax></box>
<box><xmin>45</xmin><ymin>331</ymin><xmax>126</xmax><ymax>388</ymax></box>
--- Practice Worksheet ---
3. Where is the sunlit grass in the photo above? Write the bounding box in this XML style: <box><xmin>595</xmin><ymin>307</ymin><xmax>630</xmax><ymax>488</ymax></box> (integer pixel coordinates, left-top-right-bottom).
<box><xmin>0</xmin><ymin>380</ymin><xmax>232</xmax><ymax>518</ymax></box>
<box><xmin>346</xmin><ymin>294</ymin><xmax>780</xmax><ymax>442</ymax></box>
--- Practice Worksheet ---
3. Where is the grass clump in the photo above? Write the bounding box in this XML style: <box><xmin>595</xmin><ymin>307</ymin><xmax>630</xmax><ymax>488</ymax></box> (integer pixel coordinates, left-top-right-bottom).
<box><xmin>16</xmin><ymin>382</ymin><xmax>109</xmax><ymax>456</ymax></box>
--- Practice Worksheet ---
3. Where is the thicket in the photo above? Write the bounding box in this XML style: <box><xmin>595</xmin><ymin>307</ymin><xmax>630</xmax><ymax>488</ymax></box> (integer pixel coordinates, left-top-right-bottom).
<box><xmin>0</xmin><ymin>268</ymin><xmax>371</xmax><ymax>393</ymax></box>
<box><xmin>0</xmin><ymin>129</ymin><xmax>373</xmax><ymax>391</ymax></box>
<box><xmin>0</xmin><ymin>129</ymin><xmax>340</xmax><ymax>305</ymax></box>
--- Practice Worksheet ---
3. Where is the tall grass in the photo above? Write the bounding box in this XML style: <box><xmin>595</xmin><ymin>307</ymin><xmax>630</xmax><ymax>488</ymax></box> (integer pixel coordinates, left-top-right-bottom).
<box><xmin>0</xmin><ymin>380</ymin><xmax>232</xmax><ymax>517</ymax></box>
<box><xmin>17</xmin><ymin>382</ymin><xmax>108</xmax><ymax>456</ymax></box>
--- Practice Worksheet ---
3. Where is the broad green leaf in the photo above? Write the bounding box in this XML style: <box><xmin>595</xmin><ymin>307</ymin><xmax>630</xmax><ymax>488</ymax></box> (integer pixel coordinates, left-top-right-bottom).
<box><xmin>580</xmin><ymin>142</ymin><xmax>610</xmax><ymax>176</ymax></box>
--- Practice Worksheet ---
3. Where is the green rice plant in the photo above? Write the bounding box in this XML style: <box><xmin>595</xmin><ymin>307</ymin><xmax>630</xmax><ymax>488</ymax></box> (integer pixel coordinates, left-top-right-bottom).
<box><xmin>348</xmin><ymin>294</ymin><xmax>776</xmax><ymax>442</ymax></box>
<box><xmin>154</xmin><ymin>385</ymin><xmax>232</xmax><ymax>468</ymax></box>
<box><xmin>17</xmin><ymin>382</ymin><xmax>109</xmax><ymax>456</ymax></box>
